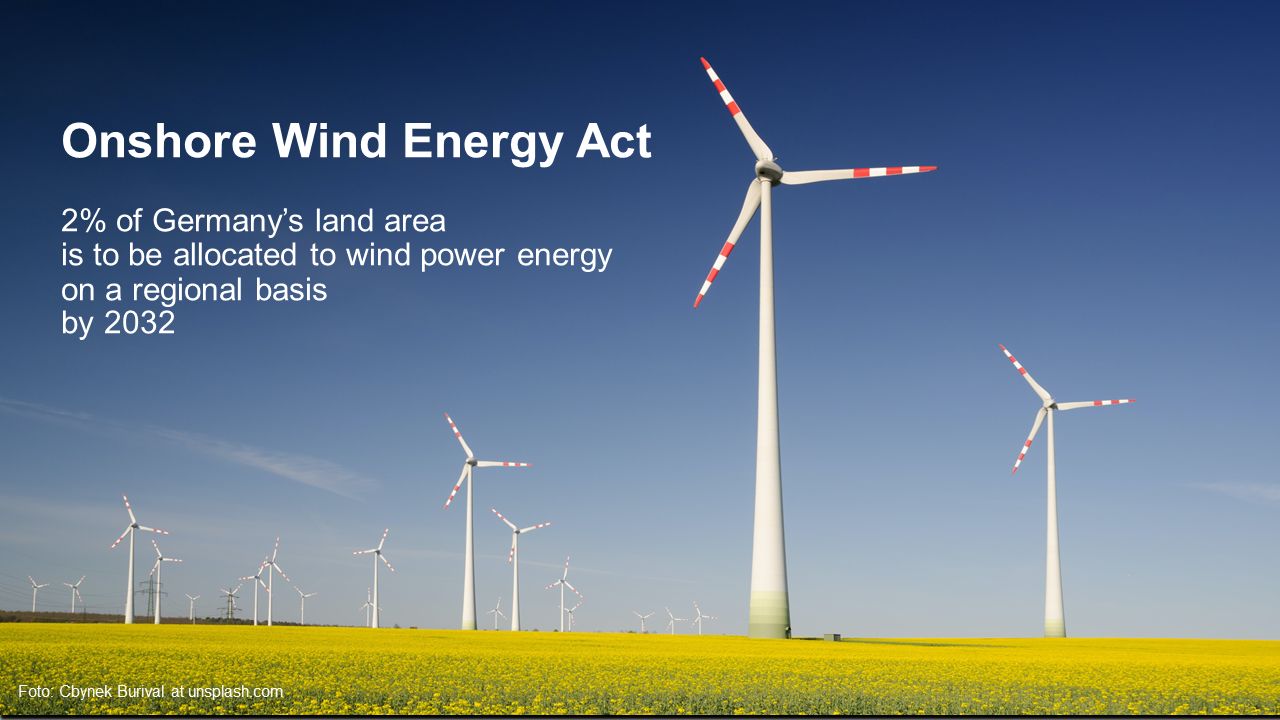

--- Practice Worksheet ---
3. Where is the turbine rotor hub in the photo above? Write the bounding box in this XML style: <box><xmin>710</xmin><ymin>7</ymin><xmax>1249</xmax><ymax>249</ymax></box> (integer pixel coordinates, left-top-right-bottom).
<box><xmin>755</xmin><ymin>159</ymin><xmax>783</xmax><ymax>184</ymax></box>
<box><xmin>466</xmin><ymin>457</ymin><xmax>478</xmax><ymax>466</ymax></box>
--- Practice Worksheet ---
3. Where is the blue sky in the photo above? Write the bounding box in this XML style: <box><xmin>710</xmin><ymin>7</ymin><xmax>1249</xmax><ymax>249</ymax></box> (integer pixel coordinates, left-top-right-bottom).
<box><xmin>1</xmin><ymin>1</ymin><xmax>1277</xmax><ymax>637</ymax></box>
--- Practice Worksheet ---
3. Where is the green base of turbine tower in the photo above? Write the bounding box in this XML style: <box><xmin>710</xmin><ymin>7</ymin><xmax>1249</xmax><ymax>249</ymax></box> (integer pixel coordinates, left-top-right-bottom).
<box><xmin>1044</xmin><ymin>619</ymin><xmax>1066</xmax><ymax>638</ymax></box>
<box><xmin>747</xmin><ymin>591</ymin><xmax>791</xmax><ymax>639</ymax></box>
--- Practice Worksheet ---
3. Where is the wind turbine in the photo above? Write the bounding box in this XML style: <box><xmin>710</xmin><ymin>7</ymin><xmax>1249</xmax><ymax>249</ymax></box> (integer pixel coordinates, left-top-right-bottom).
<box><xmin>263</xmin><ymin>537</ymin><xmax>291</xmax><ymax>626</ymax></box>
<box><xmin>441</xmin><ymin>413</ymin><xmax>532</xmax><ymax>631</ymax></box>
<box><xmin>692</xmin><ymin>58</ymin><xmax>936</xmax><ymax>639</ymax></box>
<box><xmin>491</xmin><ymin>508</ymin><xmax>550</xmax><ymax>631</ymax></box>
<box><xmin>239</xmin><ymin>559</ymin><xmax>269</xmax><ymax>626</ymax></box>
<box><xmin>353</xmin><ymin>529</ymin><xmax>394</xmax><ymax>628</ymax></box>
<box><xmin>63</xmin><ymin>576</ymin><xmax>85</xmax><ymax>613</ymax></box>
<box><xmin>148</xmin><ymin>539</ymin><xmax>182</xmax><ymax>624</ymax></box>
<box><xmin>565</xmin><ymin>598</ymin><xmax>583</xmax><ymax>631</ymax></box>
<box><xmin>218</xmin><ymin>584</ymin><xmax>242</xmax><ymax>621</ymax></box>
<box><xmin>545</xmin><ymin>555</ymin><xmax>582</xmax><ymax>632</ymax></box>
<box><xmin>632</xmin><ymin>610</ymin><xmax>654</xmax><ymax>633</ymax></box>
<box><xmin>185</xmin><ymin>593</ymin><xmax>200</xmax><ymax>623</ymax></box>
<box><xmin>359</xmin><ymin>587</ymin><xmax>374</xmax><ymax>628</ymax></box>
<box><xmin>295</xmin><ymin>587</ymin><xmax>316</xmax><ymax>626</ymax></box>
<box><xmin>109</xmin><ymin>495</ymin><xmax>169</xmax><ymax>624</ymax></box>
<box><xmin>691</xmin><ymin>601</ymin><xmax>717</xmax><ymax>635</ymax></box>
<box><xmin>27</xmin><ymin>576</ymin><xmax>48</xmax><ymax>612</ymax></box>
<box><xmin>487</xmin><ymin>596</ymin><xmax>506</xmax><ymax>630</ymax></box>
<box><xmin>664</xmin><ymin>606</ymin><xmax>685</xmax><ymax>635</ymax></box>
<box><xmin>999</xmin><ymin>343</ymin><xmax>1135</xmax><ymax>638</ymax></box>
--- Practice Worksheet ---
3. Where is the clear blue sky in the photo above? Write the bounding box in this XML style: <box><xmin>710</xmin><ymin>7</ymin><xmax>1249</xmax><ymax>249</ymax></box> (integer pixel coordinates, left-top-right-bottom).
<box><xmin>1</xmin><ymin>1</ymin><xmax>1277</xmax><ymax>636</ymax></box>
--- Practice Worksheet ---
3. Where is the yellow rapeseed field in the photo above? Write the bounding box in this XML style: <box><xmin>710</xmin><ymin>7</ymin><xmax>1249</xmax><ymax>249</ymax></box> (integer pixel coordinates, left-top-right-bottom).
<box><xmin>0</xmin><ymin>625</ymin><xmax>1277</xmax><ymax>715</ymax></box>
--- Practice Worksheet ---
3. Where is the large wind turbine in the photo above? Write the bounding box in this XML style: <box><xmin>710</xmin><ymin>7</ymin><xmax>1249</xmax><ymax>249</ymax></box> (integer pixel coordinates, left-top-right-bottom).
<box><xmin>692</xmin><ymin>58</ymin><xmax>936</xmax><ymax>639</ymax></box>
<box><xmin>109</xmin><ymin>495</ymin><xmax>169</xmax><ymax>624</ymax></box>
<box><xmin>545</xmin><ymin>555</ymin><xmax>582</xmax><ymax>632</ymax></box>
<box><xmin>353</xmin><ymin>529</ymin><xmax>395</xmax><ymax>628</ymax></box>
<box><xmin>63</xmin><ymin>576</ymin><xmax>85</xmax><ymax>613</ymax></box>
<box><xmin>263</xmin><ymin>537</ymin><xmax>290</xmax><ymax>626</ymax></box>
<box><xmin>491</xmin><ymin>508</ymin><xmax>550</xmax><ymax>631</ymax></box>
<box><xmin>148</xmin><ymin>539</ymin><xmax>182</xmax><ymax>624</ymax></box>
<box><xmin>632</xmin><ymin>610</ymin><xmax>654</xmax><ymax>633</ymax></box>
<box><xmin>441</xmin><ymin>413</ymin><xmax>531</xmax><ymax>631</ymax></box>
<box><xmin>27</xmin><ymin>576</ymin><xmax>48</xmax><ymax>612</ymax></box>
<box><xmin>239</xmin><ymin>559</ymin><xmax>269</xmax><ymax>626</ymax></box>
<box><xmin>999</xmin><ymin>343</ymin><xmax>1135</xmax><ymax>638</ymax></box>
<box><xmin>295</xmin><ymin>587</ymin><xmax>316</xmax><ymax>625</ymax></box>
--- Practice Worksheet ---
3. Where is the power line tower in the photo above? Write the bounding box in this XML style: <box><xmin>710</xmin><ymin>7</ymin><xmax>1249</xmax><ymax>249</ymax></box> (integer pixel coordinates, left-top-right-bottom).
<box><xmin>223</xmin><ymin>589</ymin><xmax>239</xmax><ymax>621</ymax></box>
<box><xmin>139</xmin><ymin>577</ymin><xmax>165</xmax><ymax>617</ymax></box>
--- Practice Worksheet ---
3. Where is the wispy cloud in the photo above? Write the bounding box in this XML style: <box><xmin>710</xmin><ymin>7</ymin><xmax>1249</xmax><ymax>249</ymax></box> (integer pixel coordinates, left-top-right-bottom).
<box><xmin>0</xmin><ymin>396</ymin><xmax>376</xmax><ymax>499</ymax></box>
<box><xmin>1190</xmin><ymin>482</ymin><xmax>1280</xmax><ymax>505</ymax></box>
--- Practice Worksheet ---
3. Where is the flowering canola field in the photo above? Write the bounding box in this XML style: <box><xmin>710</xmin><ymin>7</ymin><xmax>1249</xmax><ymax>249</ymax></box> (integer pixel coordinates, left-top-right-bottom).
<box><xmin>1</xmin><ymin>625</ymin><xmax>1277</xmax><ymax>715</ymax></box>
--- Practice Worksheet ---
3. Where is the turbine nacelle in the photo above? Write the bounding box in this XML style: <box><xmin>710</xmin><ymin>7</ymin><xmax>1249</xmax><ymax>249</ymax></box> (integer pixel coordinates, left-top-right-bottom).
<box><xmin>755</xmin><ymin>159</ymin><xmax>783</xmax><ymax>184</ymax></box>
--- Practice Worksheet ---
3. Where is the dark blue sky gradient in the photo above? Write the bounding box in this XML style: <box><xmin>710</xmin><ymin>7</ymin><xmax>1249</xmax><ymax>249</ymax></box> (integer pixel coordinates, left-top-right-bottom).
<box><xmin>1</xmin><ymin>1</ymin><xmax>1277</xmax><ymax>635</ymax></box>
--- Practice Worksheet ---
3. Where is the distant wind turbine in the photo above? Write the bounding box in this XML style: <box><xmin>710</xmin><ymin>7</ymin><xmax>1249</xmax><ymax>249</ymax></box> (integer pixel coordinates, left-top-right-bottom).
<box><xmin>999</xmin><ymin>343</ymin><xmax>1135</xmax><ymax>638</ymax></box>
<box><xmin>353</xmin><ymin>529</ymin><xmax>394</xmax><ymax>628</ymax></box>
<box><xmin>632</xmin><ymin>610</ymin><xmax>654</xmax><ymax>633</ymax></box>
<box><xmin>441</xmin><ymin>413</ymin><xmax>532</xmax><ymax>630</ymax></box>
<box><xmin>359</xmin><ymin>587</ymin><xmax>374</xmax><ymax>628</ymax></box>
<box><xmin>565</xmin><ymin>597</ymin><xmax>583</xmax><ymax>631</ymax></box>
<box><xmin>295</xmin><ymin>587</ymin><xmax>316</xmax><ymax>625</ymax></box>
<box><xmin>691</xmin><ymin>601</ymin><xmax>717</xmax><ymax>635</ymax></box>
<box><xmin>148</xmin><ymin>539</ymin><xmax>182</xmax><ymax>624</ymax></box>
<box><xmin>487</xmin><ymin>596</ymin><xmax>506</xmax><ymax>630</ymax></box>
<box><xmin>63</xmin><ymin>576</ymin><xmax>85</xmax><ymax>613</ymax></box>
<box><xmin>664</xmin><ymin>606</ymin><xmax>685</xmax><ymax>635</ymax></box>
<box><xmin>109</xmin><ymin>494</ymin><xmax>169</xmax><ymax>624</ymax></box>
<box><xmin>491</xmin><ymin>508</ymin><xmax>550</xmax><ymax>631</ymax></box>
<box><xmin>263</xmin><ymin>537</ymin><xmax>291</xmax><ymax>627</ymax></box>
<box><xmin>692</xmin><ymin>58</ymin><xmax>936</xmax><ymax>638</ymax></box>
<box><xmin>27</xmin><ymin>576</ymin><xmax>48</xmax><ymax>612</ymax></box>
<box><xmin>545</xmin><ymin>555</ymin><xmax>581</xmax><ymax>632</ymax></box>
<box><xmin>185</xmin><ymin>593</ymin><xmax>200</xmax><ymax>623</ymax></box>
<box><xmin>239</xmin><ymin>558</ymin><xmax>269</xmax><ymax>626</ymax></box>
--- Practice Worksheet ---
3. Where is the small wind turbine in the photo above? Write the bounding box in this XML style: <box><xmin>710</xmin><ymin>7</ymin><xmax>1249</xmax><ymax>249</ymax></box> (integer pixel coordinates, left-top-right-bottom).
<box><xmin>239</xmin><ymin>558</ymin><xmax>269</xmax><ymax>626</ymax></box>
<box><xmin>263</xmin><ymin>537</ymin><xmax>291</xmax><ymax>627</ymax></box>
<box><xmin>353</xmin><ymin>529</ymin><xmax>394</xmax><ymax>628</ymax></box>
<box><xmin>185</xmin><ymin>593</ymin><xmax>200</xmax><ymax>623</ymax></box>
<box><xmin>691</xmin><ymin>601</ymin><xmax>717</xmax><ymax>635</ymax></box>
<box><xmin>487</xmin><ymin>596</ymin><xmax>506</xmax><ymax>630</ymax></box>
<box><xmin>63</xmin><ymin>576</ymin><xmax>85</xmax><ymax>613</ymax></box>
<box><xmin>218</xmin><ymin>584</ymin><xmax>242</xmax><ymax>621</ymax></box>
<box><xmin>545</xmin><ymin>555</ymin><xmax>582</xmax><ymax>632</ymax></box>
<box><xmin>998</xmin><ymin>343</ymin><xmax>1135</xmax><ymax>638</ymax></box>
<box><xmin>295</xmin><ymin>587</ymin><xmax>316</xmax><ymax>625</ymax></box>
<box><xmin>27</xmin><ymin>576</ymin><xmax>48</xmax><ymax>612</ymax></box>
<box><xmin>109</xmin><ymin>494</ymin><xmax>169</xmax><ymax>624</ymax></box>
<box><xmin>632</xmin><ymin>610</ymin><xmax>654</xmax><ymax>633</ymax></box>
<box><xmin>565</xmin><ymin>598</ymin><xmax>583</xmax><ymax>631</ymax></box>
<box><xmin>491</xmin><ymin>508</ymin><xmax>550</xmax><ymax>631</ymax></box>
<box><xmin>692</xmin><ymin>58</ymin><xmax>937</xmax><ymax>638</ymax></box>
<box><xmin>664</xmin><ymin>606</ymin><xmax>686</xmax><ymax>635</ymax></box>
<box><xmin>441</xmin><ymin>413</ymin><xmax>532</xmax><ymax>631</ymax></box>
<box><xmin>359</xmin><ymin>587</ymin><xmax>373</xmax><ymax>628</ymax></box>
<box><xmin>148</xmin><ymin>539</ymin><xmax>182</xmax><ymax>624</ymax></box>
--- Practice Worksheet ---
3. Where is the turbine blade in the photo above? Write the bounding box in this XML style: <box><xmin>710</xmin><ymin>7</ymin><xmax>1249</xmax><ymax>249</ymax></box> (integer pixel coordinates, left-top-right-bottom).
<box><xmin>152</xmin><ymin>538</ymin><xmax>162</xmax><ymax>557</ymax></box>
<box><xmin>780</xmin><ymin>166</ymin><xmax>938</xmax><ymax>185</ymax></box>
<box><xmin>271</xmin><ymin>536</ymin><xmax>280</xmax><ymax>562</ymax></box>
<box><xmin>1012</xmin><ymin>407</ymin><xmax>1047</xmax><ymax>475</ymax></box>
<box><xmin>999</xmin><ymin>344</ymin><xmax>1053</xmax><ymax>403</ymax></box>
<box><xmin>507</xmin><ymin>536</ymin><xmax>516</xmax><ymax>564</ymax></box>
<box><xmin>122</xmin><ymin>494</ymin><xmax>137</xmax><ymax>524</ymax></box>
<box><xmin>377</xmin><ymin>528</ymin><xmax>389</xmax><ymax>551</ymax></box>
<box><xmin>475</xmin><ymin>460</ymin><xmax>532</xmax><ymax>468</ymax></box>
<box><xmin>694</xmin><ymin>180</ymin><xmax>761</xmax><ymax>308</ymax></box>
<box><xmin>353</xmin><ymin>549</ymin><xmax>376</xmax><ymax>555</ymax></box>
<box><xmin>110</xmin><ymin>526</ymin><xmax>130</xmax><ymax>549</ymax></box>
<box><xmin>444</xmin><ymin>413</ymin><xmax>475</xmax><ymax>458</ymax></box>
<box><xmin>700</xmin><ymin>57</ymin><xmax>773</xmax><ymax>161</ymax></box>
<box><xmin>136</xmin><ymin>525</ymin><xmax>168</xmax><ymax>535</ymax></box>
<box><xmin>273</xmin><ymin>563</ymin><xmax>291</xmax><ymax>582</ymax></box>
<box><xmin>379</xmin><ymin>553</ymin><xmax>396</xmax><ymax>573</ymax></box>
<box><xmin>443</xmin><ymin>464</ymin><xmax>469</xmax><ymax>509</ymax></box>
<box><xmin>491</xmin><ymin>508</ymin><xmax>518</xmax><ymax>531</ymax></box>
<box><xmin>561</xmin><ymin>555</ymin><xmax>570</xmax><ymax>580</ymax></box>
<box><xmin>519</xmin><ymin>522</ymin><xmax>551</xmax><ymax>534</ymax></box>
<box><xmin>1056</xmin><ymin>399</ymin><xmax>1136</xmax><ymax>411</ymax></box>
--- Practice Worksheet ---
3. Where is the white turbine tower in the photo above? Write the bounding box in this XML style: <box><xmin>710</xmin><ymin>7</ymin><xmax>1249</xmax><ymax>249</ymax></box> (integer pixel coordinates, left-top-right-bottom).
<box><xmin>353</xmin><ymin>529</ymin><xmax>395</xmax><ymax>629</ymax></box>
<box><xmin>691</xmin><ymin>601</ymin><xmax>717</xmax><ymax>635</ymax></box>
<box><xmin>999</xmin><ymin>343</ymin><xmax>1135</xmax><ymax>638</ymax></box>
<box><xmin>27</xmin><ymin>576</ymin><xmax>48</xmax><ymax>612</ymax></box>
<box><xmin>359</xmin><ymin>587</ymin><xmax>374</xmax><ymax>628</ymax></box>
<box><xmin>239</xmin><ymin>558</ymin><xmax>269</xmax><ymax>626</ymax></box>
<box><xmin>441</xmin><ymin>413</ymin><xmax>531</xmax><ymax>631</ymax></box>
<box><xmin>491</xmin><ymin>508</ymin><xmax>550</xmax><ymax>631</ymax></box>
<box><xmin>63</xmin><ymin>576</ymin><xmax>85</xmax><ymax>613</ymax></box>
<box><xmin>148</xmin><ymin>539</ymin><xmax>182</xmax><ymax>624</ymax></box>
<box><xmin>108</xmin><ymin>495</ymin><xmax>169</xmax><ymax>624</ymax></box>
<box><xmin>263</xmin><ymin>537</ymin><xmax>291</xmax><ymax>627</ymax></box>
<box><xmin>545</xmin><ymin>555</ymin><xmax>582</xmax><ymax>632</ymax></box>
<box><xmin>295</xmin><ymin>587</ymin><xmax>316</xmax><ymax>625</ymax></box>
<box><xmin>185</xmin><ymin>593</ymin><xmax>200</xmax><ymax>623</ymax></box>
<box><xmin>692</xmin><ymin>58</ymin><xmax>936</xmax><ymax>638</ymax></box>
<box><xmin>664</xmin><ymin>606</ymin><xmax>686</xmax><ymax>635</ymax></box>
<box><xmin>487</xmin><ymin>596</ymin><xmax>506</xmax><ymax>630</ymax></box>
<box><xmin>632</xmin><ymin>610</ymin><xmax>654</xmax><ymax>633</ymax></box>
